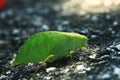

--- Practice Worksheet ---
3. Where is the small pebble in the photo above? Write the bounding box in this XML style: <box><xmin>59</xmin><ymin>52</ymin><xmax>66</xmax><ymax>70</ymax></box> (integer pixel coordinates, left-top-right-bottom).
<box><xmin>80</xmin><ymin>29</ymin><xmax>88</xmax><ymax>34</ymax></box>
<box><xmin>44</xmin><ymin>76</ymin><xmax>51</xmax><ymax>80</ymax></box>
<box><xmin>106</xmin><ymin>14</ymin><xmax>111</xmax><ymax>20</ymax></box>
<box><xmin>0</xmin><ymin>12</ymin><xmax>6</xmax><ymax>19</ymax></box>
<box><xmin>28</xmin><ymin>63</ymin><xmax>34</xmax><ymax>66</ymax></box>
<box><xmin>32</xmin><ymin>17</ymin><xmax>42</xmax><ymax>26</ymax></box>
<box><xmin>115</xmin><ymin>44</ymin><xmax>120</xmax><ymax>50</ymax></box>
<box><xmin>76</xmin><ymin>65</ymin><xmax>84</xmax><ymax>71</ymax></box>
<box><xmin>41</xmin><ymin>24</ymin><xmax>49</xmax><ymax>31</ymax></box>
<box><xmin>26</xmin><ymin>7</ymin><xmax>33</xmax><ymax>14</ymax></box>
<box><xmin>61</xmin><ymin>68</ymin><xmax>70</xmax><ymax>73</ymax></box>
<box><xmin>91</xmin><ymin>15</ymin><xmax>98</xmax><ymax>22</ymax></box>
<box><xmin>13</xmin><ymin>29</ymin><xmax>20</xmax><ymax>34</ymax></box>
<box><xmin>98</xmin><ymin>73</ymin><xmax>110</xmax><ymax>79</ymax></box>
<box><xmin>57</xmin><ymin>25</ymin><xmax>63</xmax><ymax>31</ymax></box>
<box><xmin>118</xmin><ymin>52</ymin><xmax>120</xmax><ymax>54</ymax></box>
<box><xmin>91</xmin><ymin>35</ymin><xmax>97</xmax><ymax>39</ymax></box>
<box><xmin>62</xmin><ymin>21</ymin><xmax>69</xmax><ymax>25</ymax></box>
<box><xmin>113</xmin><ymin>21</ymin><xmax>118</xmax><ymax>26</ymax></box>
<box><xmin>0</xmin><ymin>40</ymin><xmax>7</xmax><ymax>44</ymax></box>
<box><xmin>64</xmin><ymin>68</ymin><xmax>69</xmax><ymax>73</ymax></box>
<box><xmin>46</xmin><ymin>67</ymin><xmax>56</xmax><ymax>72</ymax></box>
<box><xmin>113</xmin><ymin>66</ymin><xmax>120</xmax><ymax>78</ymax></box>
<box><xmin>22</xmin><ymin>78</ymin><xmax>27</xmax><ymax>80</ymax></box>
<box><xmin>0</xmin><ymin>74</ymin><xmax>7</xmax><ymax>79</ymax></box>
<box><xmin>6</xmin><ymin>70</ymin><xmax>11</xmax><ymax>74</ymax></box>
<box><xmin>88</xmin><ymin>54</ymin><xmax>97</xmax><ymax>59</ymax></box>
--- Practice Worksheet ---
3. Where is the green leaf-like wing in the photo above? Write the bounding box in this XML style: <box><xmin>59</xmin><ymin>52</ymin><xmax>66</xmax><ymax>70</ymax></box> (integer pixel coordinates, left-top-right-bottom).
<box><xmin>12</xmin><ymin>31</ymin><xmax>88</xmax><ymax>65</ymax></box>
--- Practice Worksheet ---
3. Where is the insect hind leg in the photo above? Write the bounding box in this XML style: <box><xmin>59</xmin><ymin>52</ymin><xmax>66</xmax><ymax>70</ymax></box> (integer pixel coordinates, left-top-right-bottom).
<box><xmin>69</xmin><ymin>51</ymin><xmax>76</xmax><ymax>68</ymax></box>
<box><xmin>33</xmin><ymin>55</ymin><xmax>55</xmax><ymax>75</ymax></box>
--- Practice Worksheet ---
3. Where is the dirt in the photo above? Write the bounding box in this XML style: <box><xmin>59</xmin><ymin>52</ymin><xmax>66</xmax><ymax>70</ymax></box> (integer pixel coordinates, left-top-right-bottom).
<box><xmin>0</xmin><ymin>0</ymin><xmax>120</xmax><ymax>80</ymax></box>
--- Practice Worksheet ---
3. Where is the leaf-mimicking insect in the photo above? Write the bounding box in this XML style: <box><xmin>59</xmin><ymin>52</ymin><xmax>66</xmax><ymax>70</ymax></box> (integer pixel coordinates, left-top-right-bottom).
<box><xmin>12</xmin><ymin>31</ymin><xmax>88</xmax><ymax>65</ymax></box>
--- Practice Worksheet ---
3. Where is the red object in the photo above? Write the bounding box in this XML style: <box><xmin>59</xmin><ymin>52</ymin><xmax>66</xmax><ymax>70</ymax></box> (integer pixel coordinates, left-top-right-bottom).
<box><xmin>0</xmin><ymin>0</ymin><xmax>7</xmax><ymax>9</ymax></box>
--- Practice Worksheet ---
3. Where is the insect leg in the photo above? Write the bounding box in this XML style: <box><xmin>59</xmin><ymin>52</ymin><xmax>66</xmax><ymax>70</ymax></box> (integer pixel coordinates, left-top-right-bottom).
<box><xmin>43</xmin><ymin>55</ymin><xmax>55</xmax><ymax>63</ymax></box>
<box><xmin>69</xmin><ymin>51</ymin><xmax>76</xmax><ymax>68</ymax></box>
<box><xmin>81</xmin><ymin>47</ymin><xmax>88</xmax><ymax>52</ymax></box>
<box><xmin>34</xmin><ymin>55</ymin><xmax>55</xmax><ymax>74</ymax></box>
<box><xmin>69</xmin><ymin>51</ymin><xmax>74</xmax><ymax>63</ymax></box>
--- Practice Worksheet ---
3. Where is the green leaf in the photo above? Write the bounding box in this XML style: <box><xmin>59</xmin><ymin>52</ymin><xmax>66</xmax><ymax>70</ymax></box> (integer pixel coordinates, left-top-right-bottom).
<box><xmin>12</xmin><ymin>31</ymin><xmax>88</xmax><ymax>65</ymax></box>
